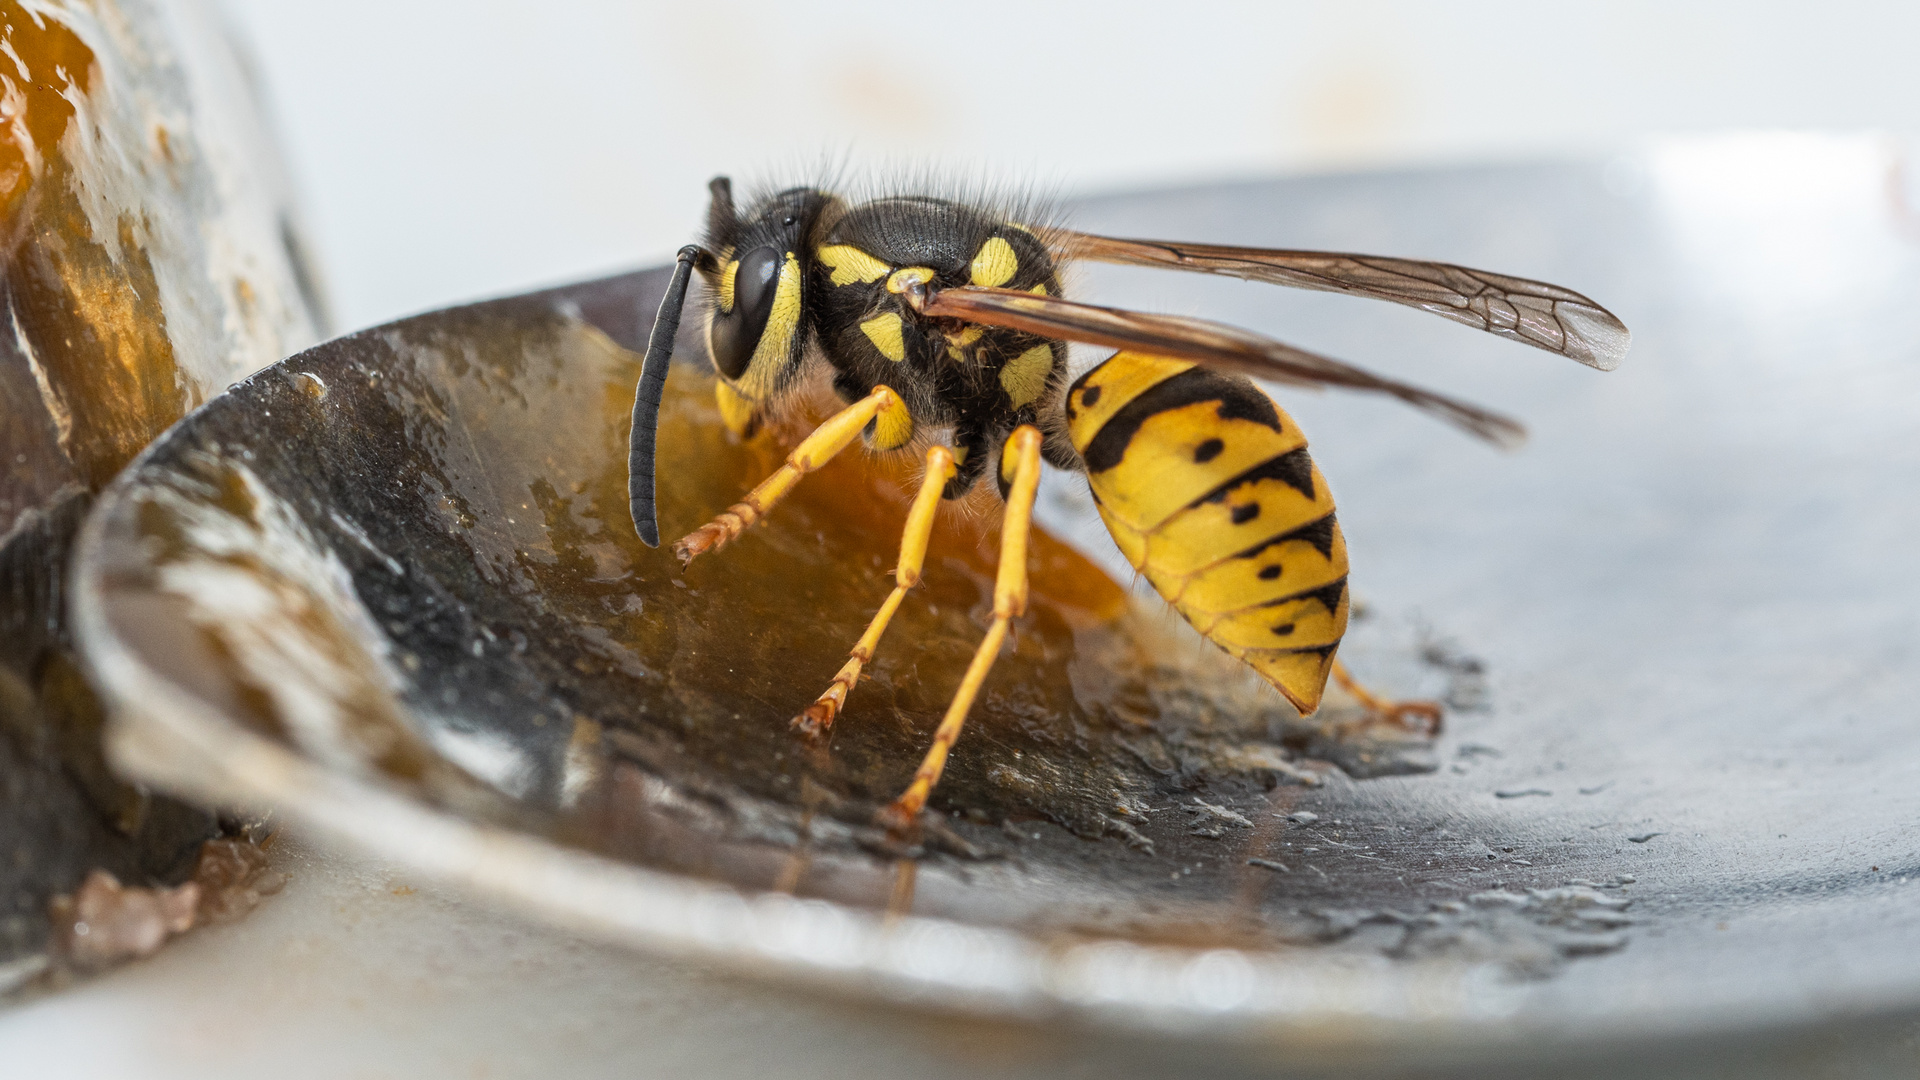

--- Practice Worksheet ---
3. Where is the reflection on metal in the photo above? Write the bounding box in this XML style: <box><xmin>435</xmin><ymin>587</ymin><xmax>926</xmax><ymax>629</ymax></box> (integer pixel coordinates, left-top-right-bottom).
<box><xmin>0</xmin><ymin>0</ymin><xmax>323</xmax><ymax>979</ymax></box>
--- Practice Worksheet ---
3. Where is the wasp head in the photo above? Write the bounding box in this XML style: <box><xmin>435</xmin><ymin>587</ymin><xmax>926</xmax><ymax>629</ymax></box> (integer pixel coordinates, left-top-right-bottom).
<box><xmin>699</xmin><ymin>178</ymin><xmax>836</xmax><ymax>436</ymax></box>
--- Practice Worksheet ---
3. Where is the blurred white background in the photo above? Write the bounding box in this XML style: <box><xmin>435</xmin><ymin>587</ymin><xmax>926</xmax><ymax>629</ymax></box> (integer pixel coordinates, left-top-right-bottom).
<box><xmin>217</xmin><ymin>0</ymin><xmax>1920</xmax><ymax>333</ymax></box>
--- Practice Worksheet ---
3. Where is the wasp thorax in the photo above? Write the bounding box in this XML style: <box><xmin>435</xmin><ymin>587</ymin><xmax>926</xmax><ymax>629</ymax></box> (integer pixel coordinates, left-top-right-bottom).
<box><xmin>710</xmin><ymin>245</ymin><xmax>782</xmax><ymax>380</ymax></box>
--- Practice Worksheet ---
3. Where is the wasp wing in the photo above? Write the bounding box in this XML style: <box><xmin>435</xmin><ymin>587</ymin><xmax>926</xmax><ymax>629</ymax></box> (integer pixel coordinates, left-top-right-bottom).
<box><xmin>908</xmin><ymin>284</ymin><xmax>1526</xmax><ymax>446</ymax></box>
<box><xmin>1058</xmin><ymin>232</ymin><xmax>1629</xmax><ymax>372</ymax></box>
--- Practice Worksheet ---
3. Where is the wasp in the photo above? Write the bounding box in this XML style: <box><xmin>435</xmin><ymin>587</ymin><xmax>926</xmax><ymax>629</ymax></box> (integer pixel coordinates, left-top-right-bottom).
<box><xmin>627</xmin><ymin>176</ymin><xmax>1628</xmax><ymax>832</ymax></box>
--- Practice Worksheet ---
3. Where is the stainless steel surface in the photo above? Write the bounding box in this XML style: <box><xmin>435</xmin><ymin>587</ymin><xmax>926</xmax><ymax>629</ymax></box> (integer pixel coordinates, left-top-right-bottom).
<box><xmin>69</xmin><ymin>139</ymin><xmax>1920</xmax><ymax>1067</ymax></box>
<box><xmin>0</xmin><ymin>0</ymin><xmax>326</xmax><ymax>981</ymax></box>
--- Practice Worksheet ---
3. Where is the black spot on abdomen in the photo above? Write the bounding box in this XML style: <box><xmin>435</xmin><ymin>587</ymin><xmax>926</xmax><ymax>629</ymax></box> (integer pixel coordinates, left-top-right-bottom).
<box><xmin>1197</xmin><ymin>448</ymin><xmax>1317</xmax><ymax>507</ymax></box>
<box><xmin>1079</xmin><ymin>368</ymin><xmax>1280</xmax><ymax>473</ymax></box>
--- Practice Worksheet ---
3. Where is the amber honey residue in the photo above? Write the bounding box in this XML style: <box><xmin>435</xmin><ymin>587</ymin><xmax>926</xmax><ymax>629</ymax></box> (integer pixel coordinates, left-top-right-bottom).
<box><xmin>0</xmin><ymin>1</ymin><xmax>92</xmax><ymax>226</ymax></box>
<box><xmin>100</xmin><ymin>303</ymin><xmax>1388</xmax><ymax>939</ymax></box>
<box><xmin>0</xmin><ymin>0</ymin><xmax>193</xmax><ymax>505</ymax></box>
<box><xmin>292</xmin><ymin>313</ymin><xmax>1310</xmax><ymax>845</ymax></box>
<box><xmin>11</xmin><ymin>174</ymin><xmax>190</xmax><ymax>489</ymax></box>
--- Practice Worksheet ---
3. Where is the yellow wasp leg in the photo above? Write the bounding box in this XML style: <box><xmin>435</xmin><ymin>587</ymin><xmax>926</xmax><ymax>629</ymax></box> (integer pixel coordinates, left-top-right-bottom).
<box><xmin>793</xmin><ymin>445</ymin><xmax>958</xmax><ymax>740</ymax></box>
<box><xmin>1329</xmin><ymin>659</ymin><xmax>1444</xmax><ymax>736</ymax></box>
<box><xmin>673</xmin><ymin>385</ymin><xmax>903</xmax><ymax>565</ymax></box>
<box><xmin>880</xmin><ymin>426</ymin><xmax>1043</xmax><ymax>832</ymax></box>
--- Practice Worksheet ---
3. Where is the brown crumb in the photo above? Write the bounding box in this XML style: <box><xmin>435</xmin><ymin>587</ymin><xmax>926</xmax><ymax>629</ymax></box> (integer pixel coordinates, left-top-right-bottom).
<box><xmin>191</xmin><ymin>838</ymin><xmax>286</xmax><ymax>925</ymax></box>
<box><xmin>47</xmin><ymin>836</ymin><xmax>285</xmax><ymax>970</ymax></box>
<box><xmin>48</xmin><ymin>870</ymin><xmax>199</xmax><ymax>969</ymax></box>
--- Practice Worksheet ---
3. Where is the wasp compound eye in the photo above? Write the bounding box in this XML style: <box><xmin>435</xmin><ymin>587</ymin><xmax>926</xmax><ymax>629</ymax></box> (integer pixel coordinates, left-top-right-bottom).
<box><xmin>710</xmin><ymin>245</ymin><xmax>782</xmax><ymax>380</ymax></box>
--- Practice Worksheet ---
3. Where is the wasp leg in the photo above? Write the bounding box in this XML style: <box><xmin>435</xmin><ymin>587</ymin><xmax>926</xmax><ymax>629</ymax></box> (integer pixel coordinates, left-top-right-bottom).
<box><xmin>1329</xmin><ymin>659</ymin><xmax>1443</xmax><ymax>736</ymax></box>
<box><xmin>673</xmin><ymin>385</ymin><xmax>905</xmax><ymax>566</ymax></box>
<box><xmin>879</xmin><ymin>426</ymin><xmax>1043</xmax><ymax>833</ymax></box>
<box><xmin>793</xmin><ymin>445</ymin><xmax>958</xmax><ymax>740</ymax></box>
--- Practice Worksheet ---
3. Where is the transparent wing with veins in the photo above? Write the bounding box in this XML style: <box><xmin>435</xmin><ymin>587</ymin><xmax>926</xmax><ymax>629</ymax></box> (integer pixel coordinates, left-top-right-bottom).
<box><xmin>1057</xmin><ymin>231</ymin><xmax>1631</xmax><ymax>372</ymax></box>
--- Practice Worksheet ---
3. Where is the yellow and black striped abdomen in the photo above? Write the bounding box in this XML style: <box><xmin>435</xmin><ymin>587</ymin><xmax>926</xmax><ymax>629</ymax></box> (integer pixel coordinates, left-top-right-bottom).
<box><xmin>1066</xmin><ymin>352</ymin><xmax>1350</xmax><ymax>713</ymax></box>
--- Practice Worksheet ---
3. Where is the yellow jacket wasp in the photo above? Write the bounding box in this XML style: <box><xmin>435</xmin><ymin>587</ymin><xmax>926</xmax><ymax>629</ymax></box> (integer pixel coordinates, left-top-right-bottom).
<box><xmin>628</xmin><ymin>176</ymin><xmax>1628</xmax><ymax>831</ymax></box>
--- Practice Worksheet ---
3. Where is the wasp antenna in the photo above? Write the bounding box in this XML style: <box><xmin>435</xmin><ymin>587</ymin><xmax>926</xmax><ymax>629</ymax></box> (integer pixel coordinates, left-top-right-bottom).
<box><xmin>628</xmin><ymin>244</ymin><xmax>707</xmax><ymax>547</ymax></box>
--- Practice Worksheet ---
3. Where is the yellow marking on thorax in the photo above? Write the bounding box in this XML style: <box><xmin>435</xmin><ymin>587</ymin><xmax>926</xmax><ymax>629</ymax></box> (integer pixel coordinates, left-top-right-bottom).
<box><xmin>1065</xmin><ymin>352</ymin><xmax>1193</xmax><ymax>445</ymax></box>
<box><xmin>1086</xmin><ymin>401</ymin><xmax>1309</xmax><ymax>534</ymax></box>
<box><xmin>717</xmin><ymin>259</ymin><xmax>740</xmax><ymax>313</ymax></box>
<box><xmin>1029</xmin><ymin>283</ymin><xmax>1048</xmax><ymax>295</ymax></box>
<box><xmin>818</xmin><ymin>244</ymin><xmax>890</xmax><ymax>286</ymax></box>
<box><xmin>970</xmin><ymin>237</ymin><xmax>1018</xmax><ymax>287</ymax></box>
<box><xmin>886</xmin><ymin>266</ymin><xmax>935</xmax><ymax>294</ymax></box>
<box><xmin>999</xmin><ymin>343</ymin><xmax>1053</xmax><ymax>408</ymax></box>
<box><xmin>860</xmin><ymin>312</ymin><xmax>907</xmax><ymax>361</ymax></box>
<box><xmin>944</xmin><ymin>325</ymin><xmax>985</xmax><ymax>362</ymax></box>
